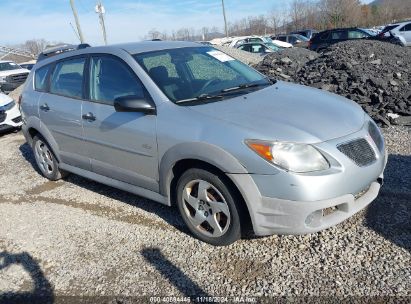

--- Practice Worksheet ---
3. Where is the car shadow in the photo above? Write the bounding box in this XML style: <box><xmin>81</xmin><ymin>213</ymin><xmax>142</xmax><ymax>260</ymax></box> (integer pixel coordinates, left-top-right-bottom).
<box><xmin>0</xmin><ymin>251</ymin><xmax>54</xmax><ymax>304</ymax></box>
<box><xmin>19</xmin><ymin>142</ymin><xmax>43</xmax><ymax>176</ymax></box>
<box><xmin>19</xmin><ymin>142</ymin><xmax>190</xmax><ymax>237</ymax></box>
<box><xmin>365</xmin><ymin>154</ymin><xmax>411</xmax><ymax>253</ymax></box>
<box><xmin>0</xmin><ymin>127</ymin><xmax>21</xmax><ymax>137</ymax></box>
<box><xmin>141</xmin><ymin>247</ymin><xmax>211</xmax><ymax>297</ymax></box>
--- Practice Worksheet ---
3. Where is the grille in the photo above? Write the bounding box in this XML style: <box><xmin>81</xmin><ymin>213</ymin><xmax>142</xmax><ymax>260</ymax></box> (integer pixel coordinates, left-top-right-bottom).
<box><xmin>6</xmin><ymin>73</ymin><xmax>29</xmax><ymax>84</ymax></box>
<box><xmin>0</xmin><ymin>111</ymin><xmax>6</xmax><ymax>123</ymax></box>
<box><xmin>337</xmin><ymin>138</ymin><xmax>376</xmax><ymax>167</ymax></box>
<box><xmin>12</xmin><ymin>116</ymin><xmax>22</xmax><ymax>123</ymax></box>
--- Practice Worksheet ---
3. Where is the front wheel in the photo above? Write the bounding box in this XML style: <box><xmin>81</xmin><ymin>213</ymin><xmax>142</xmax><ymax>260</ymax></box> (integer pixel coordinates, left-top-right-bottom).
<box><xmin>176</xmin><ymin>168</ymin><xmax>242</xmax><ymax>246</ymax></box>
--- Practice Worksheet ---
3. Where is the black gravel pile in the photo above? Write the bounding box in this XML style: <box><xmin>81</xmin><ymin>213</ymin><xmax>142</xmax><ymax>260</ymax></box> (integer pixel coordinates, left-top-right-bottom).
<box><xmin>255</xmin><ymin>40</ymin><xmax>411</xmax><ymax>127</ymax></box>
<box><xmin>255</xmin><ymin>47</ymin><xmax>319</xmax><ymax>81</ymax></box>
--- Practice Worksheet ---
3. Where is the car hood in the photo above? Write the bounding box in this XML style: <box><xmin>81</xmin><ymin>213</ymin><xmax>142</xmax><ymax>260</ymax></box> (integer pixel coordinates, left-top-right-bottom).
<box><xmin>188</xmin><ymin>81</ymin><xmax>365</xmax><ymax>143</ymax></box>
<box><xmin>0</xmin><ymin>68</ymin><xmax>30</xmax><ymax>77</ymax></box>
<box><xmin>0</xmin><ymin>92</ymin><xmax>13</xmax><ymax>106</ymax></box>
<box><xmin>272</xmin><ymin>40</ymin><xmax>293</xmax><ymax>48</ymax></box>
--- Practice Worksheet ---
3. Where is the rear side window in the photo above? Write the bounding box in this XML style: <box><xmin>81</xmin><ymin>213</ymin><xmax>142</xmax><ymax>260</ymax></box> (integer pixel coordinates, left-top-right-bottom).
<box><xmin>319</xmin><ymin>31</ymin><xmax>330</xmax><ymax>40</ymax></box>
<box><xmin>348</xmin><ymin>30</ymin><xmax>367</xmax><ymax>39</ymax></box>
<box><xmin>89</xmin><ymin>56</ymin><xmax>145</xmax><ymax>105</ymax></box>
<box><xmin>50</xmin><ymin>57</ymin><xmax>86</xmax><ymax>99</ymax></box>
<box><xmin>331</xmin><ymin>31</ymin><xmax>347</xmax><ymax>40</ymax></box>
<box><xmin>238</xmin><ymin>45</ymin><xmax>250</xmax><ymax>52</ymax></box>
<box><xmin>34</xmin><ymin>65</ymin><xmax>50</xmax><ymax>92</ymax></box>
<box><xmin>251</xmin><ymin>44</ymin><xmax>264</xmax><ymax>53</ymax></box>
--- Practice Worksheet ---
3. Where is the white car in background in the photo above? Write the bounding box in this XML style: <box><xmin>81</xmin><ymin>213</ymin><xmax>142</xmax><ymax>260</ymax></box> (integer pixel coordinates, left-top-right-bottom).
<box><xmin>0</xmin><ymin>60</ymin><xmax>30</xmax><ymax>93</ymax></box>
<box><xmin>0</xmin><ymin>92</ymin><xmax>22</xmax><ymax>133</ymax></box>
<box><xmin>227</xmin><ymin>36</ymin><xmax>293</xmax><ymax>49</ymax></box>
<box><xmin>379</xmin><ymin>20</ymin><xmax>411</xmax><ymax>46</ymax></box>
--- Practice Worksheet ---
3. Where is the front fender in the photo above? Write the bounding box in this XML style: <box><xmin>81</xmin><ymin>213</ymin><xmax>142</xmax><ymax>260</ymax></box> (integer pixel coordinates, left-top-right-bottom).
<box><xmin>159</xmin><ymin>142</ymin><xmax>248</xmax><ymax>200</ymax></box>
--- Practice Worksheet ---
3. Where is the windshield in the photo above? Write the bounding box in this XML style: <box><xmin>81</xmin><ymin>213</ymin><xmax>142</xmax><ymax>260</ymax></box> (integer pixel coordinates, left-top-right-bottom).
<box><xmin>0</xmin><ymin>62</ymin><xmax>22</xmax><ymax>71</ymax></box>
<box><xmin>265</xmin><ymin>43</ymin><xmax>280</xmax><ymax>51</ymax></box>
<box><xmin>133</xmin><ymin>47</ymin><xmax>270</xmax><ymax>104</ymax></box>
<box><xmin>293</xmin><ymin>34</ymin><xmax>309</xmax><ymax>41</ymax></box>
<box><xmin>262</xmin><ymin>37</ymin><xmax>272</xmax><ymax>43</ymax></box>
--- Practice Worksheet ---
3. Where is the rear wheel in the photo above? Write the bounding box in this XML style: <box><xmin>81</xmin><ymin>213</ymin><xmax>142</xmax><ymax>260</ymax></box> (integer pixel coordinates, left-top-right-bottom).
<box><xmin>176</xmin><ymin>168</ymin><xmax>242</xmax><ymax>246</ymax></box>
<box><xmin>33</xmin><ymin>135</ymin><xmax>67</xmax><ymax>181</ymax></box>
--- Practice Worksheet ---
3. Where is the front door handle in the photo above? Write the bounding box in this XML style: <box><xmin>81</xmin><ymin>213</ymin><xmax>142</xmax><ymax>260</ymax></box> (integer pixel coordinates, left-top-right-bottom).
<box><xmin>40</xmin><ymin>103</ymin><xmax>50</xmax><ymax>112</ymax></box>
<box><xmin>82</xmin><ymin>112</ymin><xmax>96</xmax><ymax>122</ymax></box>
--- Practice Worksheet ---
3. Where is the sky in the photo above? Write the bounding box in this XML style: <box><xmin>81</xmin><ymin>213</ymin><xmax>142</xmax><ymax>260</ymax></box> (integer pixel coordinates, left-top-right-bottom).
<box><xmin>0</xmin><ymin>0</ymin><xmax>374</xmax><ymax>46</ymax></box>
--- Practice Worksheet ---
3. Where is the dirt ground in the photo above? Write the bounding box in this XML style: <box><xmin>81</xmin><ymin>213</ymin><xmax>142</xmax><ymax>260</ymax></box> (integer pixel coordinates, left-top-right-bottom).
<box><xmin>0</xmin><ymin>129</ymin><xmax>410</xmax><ymax>303</ymax></box>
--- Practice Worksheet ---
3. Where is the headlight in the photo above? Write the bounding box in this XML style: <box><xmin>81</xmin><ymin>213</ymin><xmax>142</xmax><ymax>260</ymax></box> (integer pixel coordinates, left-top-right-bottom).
<box><xmin>245</xmin><ymin>140</ymin><xmax>329</xmax><ymax>173</ymax></box>
<box><xmin>0</xmin><ymin>100</ymin><xmax>16</xmax><ymax>111</ymax></box>
<box><xmin>368</xmin><ymin>121</ymin><xmax>384</xmax><ymax>152</ymax></box>
<box><xmin>0</xmin><ymin>76</ymin><xmax>6</xmax><ymax>83</ymax></box>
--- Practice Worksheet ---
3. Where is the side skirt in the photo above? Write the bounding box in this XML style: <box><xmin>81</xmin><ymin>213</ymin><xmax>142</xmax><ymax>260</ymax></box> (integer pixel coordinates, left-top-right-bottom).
<box><xmin>59</xmin><ymin>163</ymin><xmax>170</xmax><ymax>206</ymax></box>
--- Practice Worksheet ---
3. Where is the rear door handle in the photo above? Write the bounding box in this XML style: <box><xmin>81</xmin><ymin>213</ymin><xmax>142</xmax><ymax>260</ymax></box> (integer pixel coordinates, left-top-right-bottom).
<box><xmin>40</xmin><ymin>103</ymin><xmax>50</xmax><ymax>112</ymax></box>
<box><xmin>82</xmin><ymin>112</ymin><xmax>96</xmax><ymax>122</ymax></box>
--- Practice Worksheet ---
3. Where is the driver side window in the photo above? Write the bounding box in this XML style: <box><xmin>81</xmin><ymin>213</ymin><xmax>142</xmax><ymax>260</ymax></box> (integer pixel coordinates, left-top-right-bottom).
<box><xmin>89</xmin><ymin>56</ymin><xmax>145</xmax><ymax>105</ymax></box>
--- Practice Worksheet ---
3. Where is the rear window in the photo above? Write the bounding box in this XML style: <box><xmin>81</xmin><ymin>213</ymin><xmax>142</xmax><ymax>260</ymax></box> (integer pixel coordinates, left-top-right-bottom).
<box><xmin>34</xmin><ymin>65</ymin><xmax>51</xmax><ymax>92</ymax></box>
<box><xmin>400</xmin><ymin>23</ymin><xmax>411</xmax><ymax>31</ymax></box>
<box><xmin>381</xmin><ymin>25</ymin><xmax>399</xmax><ymax>33</ymax></box>
<box><xmin>50</xmin><ymin>57</ymin><xmax>86</xmax><ymax>99</ymax></box>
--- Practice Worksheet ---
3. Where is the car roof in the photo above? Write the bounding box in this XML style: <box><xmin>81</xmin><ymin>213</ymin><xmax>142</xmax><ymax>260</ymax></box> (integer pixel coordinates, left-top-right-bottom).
<box><xmin>0</xmin><ymin>60</ymin><xmax>13</xmax><ymax>64</ymax></box>
<box><xmin>35</xmin><ymin>41</ymin><xmax>207</xmax><ymax>67</ymax></box>
<box><xmin>114</xmin><ymin>41</ymin><xmax>204</xmax><ymax>54</ymax></box>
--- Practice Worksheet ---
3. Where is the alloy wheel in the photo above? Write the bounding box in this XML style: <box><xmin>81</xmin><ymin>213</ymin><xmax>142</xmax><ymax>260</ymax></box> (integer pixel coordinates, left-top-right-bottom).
<box><xmin>181</xmin><ymin>179</ymin><xmax>231</xmax><ymax>238</ymax></box>
<box><xmin>34</xmin><ymin>140</ymin><xmax>55</xmax><ymax>175</ymax></box>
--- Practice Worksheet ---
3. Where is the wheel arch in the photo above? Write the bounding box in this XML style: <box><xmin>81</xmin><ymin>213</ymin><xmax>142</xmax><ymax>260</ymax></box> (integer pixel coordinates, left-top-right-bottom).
<box><xmin>159</xmin><ymin>143</ymin><xmax>253</xmax><ymax>232</ymax></box>
<box><xmin>23</xmin><ymin>118</ymin><xmax>62</xmax><ymax>163</ymax></box>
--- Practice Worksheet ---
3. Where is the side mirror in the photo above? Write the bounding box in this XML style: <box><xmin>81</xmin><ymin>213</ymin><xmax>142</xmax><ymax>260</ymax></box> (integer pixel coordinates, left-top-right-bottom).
<box><xmin>114</xmin><ymin>96</ymin><xmax>156</xmax><ymax>115</ymax></box>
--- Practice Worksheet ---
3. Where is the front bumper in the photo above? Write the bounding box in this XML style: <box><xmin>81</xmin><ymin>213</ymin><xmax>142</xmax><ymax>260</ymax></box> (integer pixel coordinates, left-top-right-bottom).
<box><xmin>0</xmin><ymin>82</ymin><xmax>21</xmax><ymax>93</ymax></box>
<box><xmin>0</xmin><ymin>103</ymin><xmax>23</xmax><ymax>132</ymax></box>
<box><xmin>228</xmin><ymin>125</ymin><xmax>387</xmax><ymax>236</ymax></box>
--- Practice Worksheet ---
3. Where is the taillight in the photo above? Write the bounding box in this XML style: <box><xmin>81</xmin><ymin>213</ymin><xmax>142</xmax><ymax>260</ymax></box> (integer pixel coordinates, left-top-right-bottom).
<box><xmin>18</xmin><ymin>95</ymin><xmax>22</xmax><ymax>104</ymax></box>
<box><xmin>308</xmin><ymin>40</ymin><xmax>312</xmax><ymax>48</ymax></box>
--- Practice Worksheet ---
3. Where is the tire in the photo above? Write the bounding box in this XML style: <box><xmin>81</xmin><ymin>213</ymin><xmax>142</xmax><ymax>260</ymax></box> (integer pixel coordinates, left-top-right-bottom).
<box><xmin>32</xmin><ymin>135</ymin><xmax>67</xmax><ymax>181</ymax></box>
<box><xmin>176</xmin><ymin>168</ymin><xmax>242</xmax><ymax>246</ymax></box>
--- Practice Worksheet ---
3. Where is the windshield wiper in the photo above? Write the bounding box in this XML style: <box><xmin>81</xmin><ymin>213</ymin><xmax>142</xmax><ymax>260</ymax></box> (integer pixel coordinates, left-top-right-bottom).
<box><xmin>220</xmin><ymin>82</ymin><xmax>272</xmax><ymax>93</ymax></box>
<box><xmin>175</xmin><ymin>93</ymin><xmax>224</xmax><ymax>104</ymax></box>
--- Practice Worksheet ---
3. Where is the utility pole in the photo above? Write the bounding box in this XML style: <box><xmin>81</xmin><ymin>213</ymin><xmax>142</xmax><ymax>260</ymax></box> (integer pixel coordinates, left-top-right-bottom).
<box><xmin>95</xmin><ymin>1</ymin><xmax>108</xmax><ymax>45</ymax></box>
<box><xmin>221</xmin><ymin>0</ymin><xmax>228</xmax><ymax>37</ymax></box>
<box><xmin>69</xmin><ymin>0</ymin><xmax>85</xmax><ymax>43</ymax></box>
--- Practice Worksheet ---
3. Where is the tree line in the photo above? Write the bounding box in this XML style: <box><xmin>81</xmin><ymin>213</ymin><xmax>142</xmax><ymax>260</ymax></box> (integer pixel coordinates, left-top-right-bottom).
<box><xmin>145</xmin><ymin>0</ymin><xmax>411</xmax><ymax>41</ymax></box>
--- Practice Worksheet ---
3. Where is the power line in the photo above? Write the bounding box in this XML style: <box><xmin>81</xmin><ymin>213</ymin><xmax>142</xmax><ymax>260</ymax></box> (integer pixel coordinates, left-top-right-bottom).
<box><xmin>69</xmin><ymin>0</ymin><xmax>85</xmax><ymax>43</ymax></box>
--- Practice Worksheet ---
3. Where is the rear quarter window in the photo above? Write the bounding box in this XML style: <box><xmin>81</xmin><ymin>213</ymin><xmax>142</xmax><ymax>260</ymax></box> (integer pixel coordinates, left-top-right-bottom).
<box><xmin>34</xmin><ymin>65</ymin><xmax>51</xmax><ymax>92</ymax></box>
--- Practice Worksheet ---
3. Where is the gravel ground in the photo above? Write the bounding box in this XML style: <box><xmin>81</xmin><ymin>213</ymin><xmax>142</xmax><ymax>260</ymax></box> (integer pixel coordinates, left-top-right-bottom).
<box><xmin>0</xmin><ymin>128</ymin><xmax>410</xmax><ymax>302</ymax></box>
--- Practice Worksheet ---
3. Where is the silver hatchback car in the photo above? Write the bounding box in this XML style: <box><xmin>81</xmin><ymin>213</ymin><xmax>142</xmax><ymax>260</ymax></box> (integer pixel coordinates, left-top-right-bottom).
<box><xmin>21</xmin><ymin>41</ymin><xmax>386</xmax><ymax>246</ymax></box>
